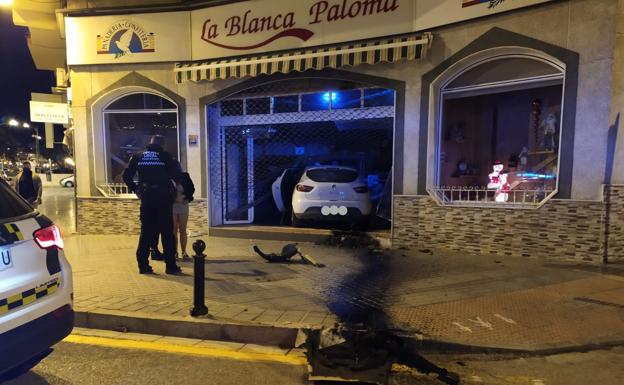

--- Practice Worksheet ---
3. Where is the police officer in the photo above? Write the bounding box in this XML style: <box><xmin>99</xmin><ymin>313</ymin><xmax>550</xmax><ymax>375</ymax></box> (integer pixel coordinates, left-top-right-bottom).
<box><xmin>123</xmin><ymin>135</ymin><xmax>182</xmax><ymax>275</ymax></box>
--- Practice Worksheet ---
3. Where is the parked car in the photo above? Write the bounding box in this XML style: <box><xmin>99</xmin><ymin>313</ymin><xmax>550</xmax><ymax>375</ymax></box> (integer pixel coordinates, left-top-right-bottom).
<box><xmin>288</xmin><ymin>166</ymin><xmax>372</xmax><ymax>227</ymax></box>
<box><xmin>59</xmin><ymin>175</ymin><xmax>75</xmax><ymax>188</ymax></box>
<box><xmin>0</xmin><ymin>178</ymin><xmax>73</xmax><ymax>381</ymax></box>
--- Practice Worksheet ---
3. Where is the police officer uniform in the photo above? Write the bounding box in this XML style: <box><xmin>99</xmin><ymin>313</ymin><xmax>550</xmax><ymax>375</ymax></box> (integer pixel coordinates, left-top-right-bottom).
<box><xmin>123</xmin><ymin>138</ymin><xmax>182</xmax><ymax>274</ymax></box>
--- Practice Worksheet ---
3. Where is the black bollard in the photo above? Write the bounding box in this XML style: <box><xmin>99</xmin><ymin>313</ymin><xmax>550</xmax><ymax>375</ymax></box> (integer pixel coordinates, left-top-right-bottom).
<box><xmin>190</xmin><ymin>239</ymin><xmax>208</xmax><ymax>317</ymax></box>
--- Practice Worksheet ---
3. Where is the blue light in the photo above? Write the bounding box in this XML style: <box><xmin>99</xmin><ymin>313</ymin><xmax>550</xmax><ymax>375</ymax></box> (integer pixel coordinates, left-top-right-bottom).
<box><xmin>517</xmin><ymin>172</ymin><xmax>556</xmax><ymax>180</ymax></box>
<box><xmin>322</xmin><ymin>92</ymin><xmax>337</xmax><ymax>103</ymax></box>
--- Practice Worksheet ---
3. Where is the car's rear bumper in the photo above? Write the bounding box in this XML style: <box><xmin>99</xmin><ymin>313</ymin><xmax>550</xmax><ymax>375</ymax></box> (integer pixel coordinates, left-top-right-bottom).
<box><xmin>0</xmin><ymin>304</ymin><xmax>73</xmax><ymax>376</ymax></box>
<box><xmin>295</xmin><ymin>207</ymin><xmax>367</xmax><ymax>221</ymax></box>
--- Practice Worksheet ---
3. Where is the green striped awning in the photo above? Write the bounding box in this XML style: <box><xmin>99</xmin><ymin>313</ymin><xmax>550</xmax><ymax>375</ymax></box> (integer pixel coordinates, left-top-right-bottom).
<box><xmin>175</xmin><ymin>33</ymin><xmax>432</xmax><ymax>83</ymax></box>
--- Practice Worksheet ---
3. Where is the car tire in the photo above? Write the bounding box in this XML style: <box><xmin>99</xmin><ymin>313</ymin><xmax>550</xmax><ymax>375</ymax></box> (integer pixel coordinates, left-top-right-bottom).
<box><xmin>291</xmin><ymin>212</ymin><xmax>302</xmax><ymax>227</ymax></box>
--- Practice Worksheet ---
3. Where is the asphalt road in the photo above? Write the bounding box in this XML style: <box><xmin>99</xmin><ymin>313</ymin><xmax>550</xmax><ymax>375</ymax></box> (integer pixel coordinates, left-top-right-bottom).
<box><xmin>4</xmin><ymin>334</ymin><xmax>623</xmax><ymax>385</ymax></box>
<box><xmin>3</xmin><ymin>341</ymin><xmax>309</xmax><ymax>385</ymax></box>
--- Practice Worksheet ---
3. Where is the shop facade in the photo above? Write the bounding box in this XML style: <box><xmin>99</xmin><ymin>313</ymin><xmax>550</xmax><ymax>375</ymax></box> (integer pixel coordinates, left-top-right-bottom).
<box><xmin>64</xmin><ymin>0</ymin><xmax>624</xmax><ymax>262</ymax></box>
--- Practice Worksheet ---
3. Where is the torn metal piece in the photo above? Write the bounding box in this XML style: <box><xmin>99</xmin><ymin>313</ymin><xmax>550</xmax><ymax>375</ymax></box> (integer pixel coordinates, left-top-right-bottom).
<box><xmin>253</xmin><ymin>244</ymin><xmax>298</xmax><ymax>262</ymax></box>
<box><xmin>253</xmin><ymin>244</ymin><xmax>325</xmax><ymax>267</ymax></box>
<box><xmin>298</xmin><ymin>252</ymin><xmax>326</xmax><ymax>267</ymax></box>
<box><xmin>319</xmin><ymin>325</ymin><xmax>347</xmax><ymax>349</ymax></box>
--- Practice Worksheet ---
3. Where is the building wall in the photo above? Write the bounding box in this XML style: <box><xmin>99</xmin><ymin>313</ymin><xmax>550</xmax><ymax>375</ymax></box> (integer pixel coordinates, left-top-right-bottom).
<box><xmin>352</xmin><ymin>0</ymin><xmax>618</xmax><ymax>200</ymax></box>
<box><xmin>69</xmin><ymin>0</ymin><xmax>624</xmax><ymax>261</ymax></box>
<box><xmin>77</xmin><ymin>197</ymin><xmax>208</xmax><ymax>236</ymax></box>
<box><xmin>393</xmin><ymin>196</ymin><xmax>607</xmax><ymax>262</ymax></box>
<box><xmin>605</xmin><ymin>185</ymin><xmax>624</xmax><ymax>260</ymax></box>
<box><xmin>71</xmin><ymin>62</ymin><xmax>244</xmax><ymax>199</ymax></box>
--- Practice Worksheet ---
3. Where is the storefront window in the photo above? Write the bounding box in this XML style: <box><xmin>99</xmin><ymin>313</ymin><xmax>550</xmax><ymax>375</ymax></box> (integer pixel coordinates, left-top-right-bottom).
<box><xmin>103</xmin><ymin>93</ymin><xmax>178</xmax><ymax>185</ymax></box>
<box><xmin>430</xmin><ymin>57</ymin><xmax>564</xmax><ymax>207</ymax></box>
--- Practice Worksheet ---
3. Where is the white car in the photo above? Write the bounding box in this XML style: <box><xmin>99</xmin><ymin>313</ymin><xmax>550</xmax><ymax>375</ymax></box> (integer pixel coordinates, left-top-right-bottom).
<box><xmin>288</xmin><ymin>166</ymin><xmax>372</xmax><ymax>226</ymax></box>
<box><xmin>59</xmin><ymin>175</ymin><xmax>75</xmax><ymax>188</ymax></box>
<box><xmin>0</xmin><ymin>178</ymin><xmax>73</xmax><ymax>380</ymax></box>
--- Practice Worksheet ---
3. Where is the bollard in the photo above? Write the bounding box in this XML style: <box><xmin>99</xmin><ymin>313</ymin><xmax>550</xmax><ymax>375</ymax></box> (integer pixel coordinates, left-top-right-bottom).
<box><xmin>190</xmin><ymin>239</ymin><xmax>208</xmax><ymax>317</ymax></box>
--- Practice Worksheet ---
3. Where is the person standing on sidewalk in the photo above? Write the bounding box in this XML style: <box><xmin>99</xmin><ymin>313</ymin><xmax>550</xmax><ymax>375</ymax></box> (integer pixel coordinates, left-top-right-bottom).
<box><xmin>172</xmin><ymin>161</ymin><xmax>195</xmax><ymax>260</ymax></box>
<box><xmin>14</xmin><ymin>161</ymin><xmax>42</xmax><ymax>208</ymax></box>
<box><xmin>122</xmin><ymin>135</ymin><xmax>182</xmax><ymax>275</ymax></box>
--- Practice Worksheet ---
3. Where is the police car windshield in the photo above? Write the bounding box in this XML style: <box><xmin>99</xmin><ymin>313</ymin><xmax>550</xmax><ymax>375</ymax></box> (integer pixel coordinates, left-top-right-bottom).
<box><xmin>0</xmin><ymin>179</ymin><xmax>33</xmax><ymax>221</ymax></box>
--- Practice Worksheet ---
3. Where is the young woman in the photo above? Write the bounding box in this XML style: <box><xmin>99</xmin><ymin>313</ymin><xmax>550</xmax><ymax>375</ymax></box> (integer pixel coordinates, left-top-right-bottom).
<box><xmin>172</xmin><ymin>162</ymin><xmax>195</xmax><ymax>259</ymax></box>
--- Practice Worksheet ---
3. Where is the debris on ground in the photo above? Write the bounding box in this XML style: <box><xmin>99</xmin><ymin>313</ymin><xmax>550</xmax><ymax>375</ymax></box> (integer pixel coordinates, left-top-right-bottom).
<box><xmin>253</xmin><ymin>244</ymin><xmax>325</xmax><ymax>267</ymax></box>
<box><xmin>323</xmin><ymin>231</ymin><xmax>381</xmax><ymax>249</ymax></box>
<box><xmin>303</xmin><ymin>324</ymin><xmax>460</xmax><ymax>385</ymax></box>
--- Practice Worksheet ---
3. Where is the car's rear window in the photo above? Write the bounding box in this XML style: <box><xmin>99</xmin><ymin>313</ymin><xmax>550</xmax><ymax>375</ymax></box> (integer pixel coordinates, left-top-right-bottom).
<box><xmin>0</xmin><ymin>179</ymin><xmax>33</xmax><ymax>220</ymax></box>
<box><xmin>306</xmin><ymin>168</ymin><xmax>358</xmax><ymax>183</ymax></box>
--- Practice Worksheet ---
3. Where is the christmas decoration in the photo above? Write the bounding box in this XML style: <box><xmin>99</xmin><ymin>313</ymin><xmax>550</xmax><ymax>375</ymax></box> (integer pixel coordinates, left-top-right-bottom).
<box><xmin>488</xmin><ymin>160</ymin><xmax>509</xmax><ymax>202</ymax></box>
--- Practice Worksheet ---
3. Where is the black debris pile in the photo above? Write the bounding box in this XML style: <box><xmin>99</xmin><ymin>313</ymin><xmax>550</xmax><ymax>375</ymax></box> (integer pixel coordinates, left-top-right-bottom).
<box><xmin>303</xmin><ymin>324</ymin><xmax>459</xmax><ymax>385</ymax></box>
<box><xmin>253</xmin><ymin>244</ymin><xmax>325</xmax><ymax>267</ymax></box>
<box><xmin>323</xmin><ymin>231</ymin><xmax>381</xmax><ymax>249</ymax></box>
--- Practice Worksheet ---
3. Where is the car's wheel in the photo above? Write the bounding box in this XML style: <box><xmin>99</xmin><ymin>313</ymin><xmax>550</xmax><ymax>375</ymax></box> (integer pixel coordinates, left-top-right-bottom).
<box><xmin>64</xmin><ymin>181</ymin><xmax>74</xmax><ymax>187</ymax></box>
<box><xmin>291</xmin><ymin>212</ymin><xmax>302</xmax><ymax>227</ymax></box>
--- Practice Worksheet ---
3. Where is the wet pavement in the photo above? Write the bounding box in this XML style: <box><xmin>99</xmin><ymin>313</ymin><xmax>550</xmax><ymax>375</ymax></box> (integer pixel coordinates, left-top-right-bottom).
<box><xmin>38</xmin><ymin>185</ymin><xmax>75</xmax><ymax>234</ymax></box>
<box><xmin>37</xmin><ymin>186</ymin><xmax>624</xmax><ymax>354</ymax></box>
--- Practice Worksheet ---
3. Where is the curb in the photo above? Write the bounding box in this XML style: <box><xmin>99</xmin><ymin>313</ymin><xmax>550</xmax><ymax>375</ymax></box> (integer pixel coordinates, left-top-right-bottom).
<box><xmin>75</xmin><ymin>309</ymin><xmax>624</xmax><ymax>357</ymax></box>
<box><xmin>74</xmin><ymin>310</ymin><xmax>301</xmax><ymax>349</ymax></box>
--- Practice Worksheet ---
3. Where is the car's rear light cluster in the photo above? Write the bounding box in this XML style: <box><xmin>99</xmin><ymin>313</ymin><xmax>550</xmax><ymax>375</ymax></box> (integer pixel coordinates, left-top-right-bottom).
<box><xmin>296</xmin><ymin>184</ymin><xmax>314</xmax><ymax>192</ymax></box>
<box><xmin>34</xmin><ymin>225</ymin><xmax>64</xmax><ymax>250</ymax></box>
<box><xmin>353</xmin><ymin>186</ymin><xmax>369</xmax><ymax>193</ymax></box>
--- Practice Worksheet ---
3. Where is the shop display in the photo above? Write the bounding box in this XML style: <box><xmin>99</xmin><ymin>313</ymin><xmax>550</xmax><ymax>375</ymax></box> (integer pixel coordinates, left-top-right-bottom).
<box><xmin>541</xmin><ymin>112</ymin><xmax>558</xmax><ymax>151</ymax></box>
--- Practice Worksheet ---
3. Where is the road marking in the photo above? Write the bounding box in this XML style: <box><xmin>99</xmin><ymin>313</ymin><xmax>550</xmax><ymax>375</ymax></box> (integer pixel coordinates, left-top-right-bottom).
<box><xmin>64</xmin><ymin>335</ymin><xmax>307</xmax><ymax>366</ymax></box>
<box><xmin>452</xmin><ymin>322</ymin><xmax>472</xmax><ymax>333</ymax></box>
<box><xmin>494</xmin><ymin>314</ymin><xmax>517</xmax><ymax>324</ymax></box>
<box><xmin>468</xmin><ymin>317</ymin><xmax>493</xmax><ymax>330</ymax></box>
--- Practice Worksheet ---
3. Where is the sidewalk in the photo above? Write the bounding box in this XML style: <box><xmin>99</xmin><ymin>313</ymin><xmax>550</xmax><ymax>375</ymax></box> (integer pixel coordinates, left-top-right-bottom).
<box><xmin>63</xmin><ymin>233</ymin><xmax>624</xmax><ymax>352</ymax></box>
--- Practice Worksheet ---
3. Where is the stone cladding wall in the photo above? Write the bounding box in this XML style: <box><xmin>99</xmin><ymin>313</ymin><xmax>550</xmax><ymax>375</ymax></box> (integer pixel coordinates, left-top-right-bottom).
<box><xmin>77</xmin><ymin>198</ymin><xmax>208</xmax><ymax>236</ymax></box>
<box><xmin>393</xmin><ymin>195</ymin><xmax>607</xmax><ymax>262</ymax></box>
<box><xmin>605</xmin><ymin>185</ymin><xmax>624</xmax><ymax>261</ymax></box>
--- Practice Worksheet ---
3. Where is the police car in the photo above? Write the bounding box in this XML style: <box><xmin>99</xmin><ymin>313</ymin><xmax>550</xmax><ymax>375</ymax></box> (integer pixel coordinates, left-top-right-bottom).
<box><xmin>0</xmin><ymin>178</ymin><xmax>73</xmax><ymax>380</ymax></box>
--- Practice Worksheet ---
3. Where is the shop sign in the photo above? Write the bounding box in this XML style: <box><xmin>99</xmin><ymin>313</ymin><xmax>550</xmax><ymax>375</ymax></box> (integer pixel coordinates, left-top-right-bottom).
<box><xmin>96</xmin><ymin>21</ymin><xmax>155</xmax><ymax>58</ymax></box>
<box><xmin>65</xmin><ymin>11</ymin><xmax>191</xmax><ymax>65</ymax></box>
<box><xmin>191</xmin><ymin>0</ymin><xmax>413</xmax><ymax>60</ymax></box>
<box><xmin>191</xmin><ymin>0</ymin><xmax>554</xmax><ymax>60</ymax></box>
<box><xmin>29</xmin><ymin>101</ymin><xmax>69</xmax><ymax>125</ymax></box>
<box><xmin>64</xmin><ymin>0</ymin><xmax>554</xmax><ymax>64</ymax></box>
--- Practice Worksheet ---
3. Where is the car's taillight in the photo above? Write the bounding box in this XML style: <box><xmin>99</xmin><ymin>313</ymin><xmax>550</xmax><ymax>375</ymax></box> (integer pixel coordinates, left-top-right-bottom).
<box><xmin>296</xmin><ymin>184</ymin><xmax>314</xmax><ymax>192</ymax></box>
<box><xmin>353</xmin><ymin>186</ymin><xmax>369</xmax><ymax>193</ymax></box>
<box><xmin>34</xmin><ymin>225</ymin><xmax>64</xmax><ymax>250</ymax></box>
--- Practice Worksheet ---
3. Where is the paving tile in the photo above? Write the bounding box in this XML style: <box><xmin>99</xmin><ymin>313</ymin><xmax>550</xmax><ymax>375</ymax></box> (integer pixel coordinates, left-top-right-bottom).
<box><xmin>212</xmin><ymin>305</ymin><xmax>246</xmax><ymax>319</ymax></box>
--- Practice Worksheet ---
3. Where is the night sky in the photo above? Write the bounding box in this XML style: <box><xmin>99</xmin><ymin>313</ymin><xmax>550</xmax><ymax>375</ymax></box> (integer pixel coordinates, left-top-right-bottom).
<box><xmin>0</xmin><ymin>8</ymin><xmax>54</xmax><ymax>131</ymax></box>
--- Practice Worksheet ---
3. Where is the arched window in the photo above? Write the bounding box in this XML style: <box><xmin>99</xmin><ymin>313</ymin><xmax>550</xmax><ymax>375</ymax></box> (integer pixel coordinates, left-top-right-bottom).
<box><xmin>102</xmin><ymin>92</ymin><xmax>179</xmax><ymax>186</ymax></box>
<box><xmin>430</xmin><ymin>54</ymin><xmax>565</xmax><ymax>208</ymax></box>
